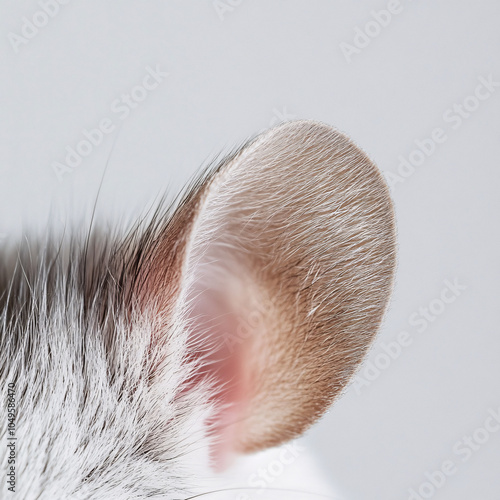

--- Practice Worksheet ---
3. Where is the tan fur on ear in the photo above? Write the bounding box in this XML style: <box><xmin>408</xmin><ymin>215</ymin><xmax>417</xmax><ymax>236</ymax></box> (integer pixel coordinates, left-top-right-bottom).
<box><xmin>141</xmin><ymin>120</ymin><xmax>396</xmax><ymax>455</ymax></box>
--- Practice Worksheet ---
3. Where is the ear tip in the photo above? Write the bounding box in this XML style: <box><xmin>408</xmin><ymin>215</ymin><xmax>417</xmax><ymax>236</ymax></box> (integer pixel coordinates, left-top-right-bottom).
<box><xmin>266</xmin><ymin>118</ymin><xmax>356</xmax><ymax>145</ymax></box>
<box><xmin>265</xmin><ymin>118</ymin><xmax>397</xmax><ymax>217</ymax></box>
<box><xmin>265</xmin><ymin>118</ymin><xmax>386</xmax><ymax>170</ymax></box>
<box><xmin>264</xmin><ymin>120</ymin><xmax>399</xmax><ymax>337</ymax></box>
<box><xmin>251</xmin><ymin>118</ymin><xmax>398</xmax><ymax>284</ymax></box>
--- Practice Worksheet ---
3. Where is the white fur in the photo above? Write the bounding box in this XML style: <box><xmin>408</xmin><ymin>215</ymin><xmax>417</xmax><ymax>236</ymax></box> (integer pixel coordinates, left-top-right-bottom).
<box><xmin>0</xmin><ymin>243</ymin><xmax>215</xmax><ymax>498</ymax></box>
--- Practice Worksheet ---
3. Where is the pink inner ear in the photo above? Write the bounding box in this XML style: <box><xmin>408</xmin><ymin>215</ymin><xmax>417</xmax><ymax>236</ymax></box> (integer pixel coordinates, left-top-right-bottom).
<box><xmin>187</xmin><ymin>283</ymin><xmax>257</xmax><ymax>469</ymax></box>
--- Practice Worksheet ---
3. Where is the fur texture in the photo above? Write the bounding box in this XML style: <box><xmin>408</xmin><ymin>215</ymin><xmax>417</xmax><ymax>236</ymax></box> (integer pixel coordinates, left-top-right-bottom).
<box><xmin>0</xmin><ymin>120</ymin><xmax>396</xmax><ymax>499</ymax></box>
<box><xmin>0</xmin><ymin>229</ymin><xmax>213</xmax><ymax>499</ymax></box>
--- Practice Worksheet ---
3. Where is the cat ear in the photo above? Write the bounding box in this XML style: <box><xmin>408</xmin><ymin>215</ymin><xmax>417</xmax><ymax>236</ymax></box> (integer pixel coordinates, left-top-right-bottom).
<box><xmin>137</xmin><ymin>120</ymin><xmax>396</xmax><ymax>462</ymax></box>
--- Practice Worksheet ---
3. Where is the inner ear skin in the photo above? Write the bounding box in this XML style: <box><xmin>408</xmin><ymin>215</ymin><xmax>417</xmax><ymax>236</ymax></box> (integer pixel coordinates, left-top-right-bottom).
<box><xmin>186</xmin><ymin>281</ymin><xmax>253</xmax><ymax>468</ymax></box>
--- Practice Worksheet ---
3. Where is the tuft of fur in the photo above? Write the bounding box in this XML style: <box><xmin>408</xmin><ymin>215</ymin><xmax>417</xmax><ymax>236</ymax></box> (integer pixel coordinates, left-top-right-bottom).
<box><xmin>0</xmin><ymin>225</ymin><xmax>215</xmax><ymax>499</ymax></box>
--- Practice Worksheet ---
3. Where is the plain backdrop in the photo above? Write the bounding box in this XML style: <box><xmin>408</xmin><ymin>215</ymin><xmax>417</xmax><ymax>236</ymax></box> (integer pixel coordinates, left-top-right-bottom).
<box><xmin>1</xmin><ymin>1</ymin><xmax>499</xmax><ymax>499</ymax></box>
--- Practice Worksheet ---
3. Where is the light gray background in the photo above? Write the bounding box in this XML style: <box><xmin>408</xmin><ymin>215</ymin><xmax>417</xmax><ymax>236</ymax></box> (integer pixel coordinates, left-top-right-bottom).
<box><xmin>1</xmin><ymin>1</ymin><xmax>499</xmax><ymax>499</ymax></box>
